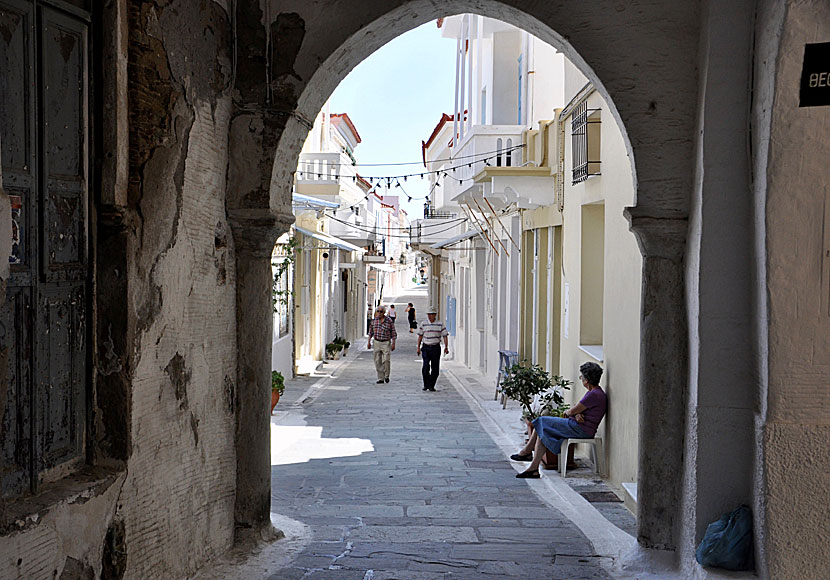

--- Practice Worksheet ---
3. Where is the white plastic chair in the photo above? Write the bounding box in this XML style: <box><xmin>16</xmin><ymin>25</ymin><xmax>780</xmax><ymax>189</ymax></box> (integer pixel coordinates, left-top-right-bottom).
<box><xmin>559</xmin><ymin>437</ymin><xmax>604</xmax><ymax>477</ymax></box>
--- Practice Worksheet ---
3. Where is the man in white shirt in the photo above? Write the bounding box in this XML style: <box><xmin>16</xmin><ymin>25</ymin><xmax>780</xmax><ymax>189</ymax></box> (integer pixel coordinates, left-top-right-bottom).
<box><xmin>415</xmin><ymin>306</ymin><xmax>449</xmax><ymax>391</ymax></box>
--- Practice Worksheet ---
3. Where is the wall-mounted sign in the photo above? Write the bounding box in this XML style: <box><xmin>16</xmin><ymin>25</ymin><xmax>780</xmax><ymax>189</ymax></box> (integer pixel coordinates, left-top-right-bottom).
<box><xmin>799</xmin><ymin>42</ymin><xmax>830</xmax><ymax>107</ymax></box>
<box><xmin>367</xmin><ymin>269</ymin><xmax>377</xmax><ymax>294</ymax></box>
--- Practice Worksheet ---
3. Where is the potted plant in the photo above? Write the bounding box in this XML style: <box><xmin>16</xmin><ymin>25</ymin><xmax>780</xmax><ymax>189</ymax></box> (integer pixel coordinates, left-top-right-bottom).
<box><xmin>325</xmin><ymin>343</ymin><xmax>337</xmax><ymax>360</ymax></box>
<box><xmin>499</xmin><ymin>363</ymin><xmax>557</xmax><ymax>420</ymax></box>
<box><xmin>501</xmin><ymin>364</ymin><xmax>574</xmax><ymax>469</ymax></box>
<box><xmin>271</xmin><ymin>371</ymin><xmax>285</xmax><ymax>414</ymax></box>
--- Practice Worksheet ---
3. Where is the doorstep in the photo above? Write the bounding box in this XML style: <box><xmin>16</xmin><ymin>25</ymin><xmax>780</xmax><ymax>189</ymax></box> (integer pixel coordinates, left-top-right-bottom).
<box><xmin>622</xmin><ymin>482</ymin><xmax>638</xmax><ymax>516</ymax></box>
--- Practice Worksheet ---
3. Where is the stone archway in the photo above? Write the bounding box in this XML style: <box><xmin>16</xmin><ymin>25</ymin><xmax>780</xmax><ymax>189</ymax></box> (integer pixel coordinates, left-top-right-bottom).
<box><xmin>228</xmin><ymin>0</ymin><xmax>700</xmax><ymax>560</ymax></box>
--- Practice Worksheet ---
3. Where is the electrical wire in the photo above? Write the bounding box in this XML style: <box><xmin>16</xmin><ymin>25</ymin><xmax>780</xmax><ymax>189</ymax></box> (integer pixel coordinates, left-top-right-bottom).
<box><xmin>295</xmin><ymin>144</ymin><xmax>525</xmax><ymax>182</ymax></box>
<box><xmin>323</xmin><ymin>212</ymin><xmax>470</xmax><ymax>239</ymax></box>
<box><xmin>343</xmin><ymin>143</ymin><xmax>526</xmax><ymax>166</ymax></box>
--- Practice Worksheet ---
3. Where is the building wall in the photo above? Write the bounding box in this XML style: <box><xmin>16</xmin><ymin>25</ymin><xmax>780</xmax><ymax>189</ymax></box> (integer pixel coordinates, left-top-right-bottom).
<box><xmin>758</xmin><ymin>1</ymin><xmax>830</xmax><ymax>576</ymax></box>
<box><xmin>492</xmin><ymin>31</ymin><xmax>522</xmax><ymax>125</ymax></box>
<box><xmin>558</xmin><ymin>87</ymin><xmax>642</xmax><ymax>491</ymax></box>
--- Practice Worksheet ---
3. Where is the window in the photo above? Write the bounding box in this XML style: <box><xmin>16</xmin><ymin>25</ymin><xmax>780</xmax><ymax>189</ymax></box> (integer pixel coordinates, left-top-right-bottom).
<box><xmin>1</xmin><ymin>0</ymin><xmax>92</xmax><ymax>497</ymax></box>
<box><xmin>571</xmin><ymin>101</ymin><xmax>602</xmax><ymax>184</ymax></box>
<box><xmin>506</xmin><ymin>138</ymin><xmax>513</xmax><ymax>167</ymax></box>
<box><xmin>496</xmin><ymin>138</ymin><xmax>503</xmax><ymax>167</ymax></box>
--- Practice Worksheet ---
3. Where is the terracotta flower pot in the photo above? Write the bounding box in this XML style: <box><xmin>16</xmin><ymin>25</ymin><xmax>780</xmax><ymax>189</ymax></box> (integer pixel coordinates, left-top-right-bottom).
<box><xmin>270</xmin><ymin>390</ymin><xmax>280</xmax><ymax>414</ymax></box>
<box><xmin>543</xmin><ymin>445</ymin><xmax>576</xmax><ymax>471</ymax></box>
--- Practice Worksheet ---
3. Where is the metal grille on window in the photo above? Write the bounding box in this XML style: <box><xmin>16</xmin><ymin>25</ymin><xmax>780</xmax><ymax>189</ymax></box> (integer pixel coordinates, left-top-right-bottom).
<box><xmin>572</xmin><ymin>101</ymin><xmax>588</xmax><ymax>184</ymax></box>
<box><xmin>572</xmin><ymin>101</ymin><xmax>601</xmax><ymax>185</ymax></box>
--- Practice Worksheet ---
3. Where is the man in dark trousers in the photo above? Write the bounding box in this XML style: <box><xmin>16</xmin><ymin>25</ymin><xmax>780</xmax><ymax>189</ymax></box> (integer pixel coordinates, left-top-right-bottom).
<box><xmin>415</xmin><ymin>306</ymin><xmax>449</xmax><ymax>391</ymax></box>
<box><xmin>367</xmin><ymin>305</ymin><xmax>396</xmax><ymax>383</ymax></box>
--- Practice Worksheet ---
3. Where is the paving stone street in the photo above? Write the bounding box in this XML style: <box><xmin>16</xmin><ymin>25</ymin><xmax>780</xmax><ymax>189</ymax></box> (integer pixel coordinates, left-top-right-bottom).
<box><xmin>266</xmin><ymin>289</ymin><xmax>619</xmax><ymax>579</ymax></box>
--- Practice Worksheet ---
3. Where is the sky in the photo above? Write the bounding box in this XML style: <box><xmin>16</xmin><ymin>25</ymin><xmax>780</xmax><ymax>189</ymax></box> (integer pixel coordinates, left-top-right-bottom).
<box><xmin>328</xmin><ymin>21</ymin><xmax>457</xmax><ymax>218</ymax></box>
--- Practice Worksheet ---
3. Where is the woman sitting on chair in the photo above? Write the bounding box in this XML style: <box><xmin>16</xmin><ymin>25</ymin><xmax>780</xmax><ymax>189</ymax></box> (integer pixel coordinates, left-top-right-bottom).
<box><xmin>511</xmin><ymin>361</ymin><xmax>607</xmax><ymax>478</ymax></box>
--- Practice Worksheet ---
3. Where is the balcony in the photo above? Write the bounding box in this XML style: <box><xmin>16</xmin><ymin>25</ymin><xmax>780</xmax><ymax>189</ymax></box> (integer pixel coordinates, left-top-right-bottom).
<box><xmin>409</xmin><ymin>217</ymin><xmax>465</xmax><ymax>253</ymax></box>
<box><xmin>328</xmin><ymin>211</ymin><xmax>377</xmax><ymax>246</ymax></box>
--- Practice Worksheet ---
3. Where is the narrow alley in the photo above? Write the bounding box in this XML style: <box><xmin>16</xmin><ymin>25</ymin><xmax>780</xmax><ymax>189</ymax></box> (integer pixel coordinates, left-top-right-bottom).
<box><xmin>264</xmin><ymin>289</ymin><xmax>619</xmax><ymax>579</ymax></box>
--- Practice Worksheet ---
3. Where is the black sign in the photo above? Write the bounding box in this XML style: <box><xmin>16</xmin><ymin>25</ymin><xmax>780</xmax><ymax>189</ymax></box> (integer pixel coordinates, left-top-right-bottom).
<box><xmin>800</xmin><ymin>42</ymin><xmax>830</xmax><ymax>107</ymax></box>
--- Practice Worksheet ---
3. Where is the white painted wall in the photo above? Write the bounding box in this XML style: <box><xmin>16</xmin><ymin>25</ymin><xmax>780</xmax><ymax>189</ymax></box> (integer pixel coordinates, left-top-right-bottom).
<box><xmin>557</xmin><ymin>83</ymin><xmax>641</xmax><ymax>491</ymax></box>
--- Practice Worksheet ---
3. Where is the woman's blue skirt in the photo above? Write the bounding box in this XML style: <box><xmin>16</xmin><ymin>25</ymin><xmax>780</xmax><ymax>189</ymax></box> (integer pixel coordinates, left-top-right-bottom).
<box><xmin>531</xmin><ymin>416</ymin><xmax>589</xmax><ymax>454</ymax></box>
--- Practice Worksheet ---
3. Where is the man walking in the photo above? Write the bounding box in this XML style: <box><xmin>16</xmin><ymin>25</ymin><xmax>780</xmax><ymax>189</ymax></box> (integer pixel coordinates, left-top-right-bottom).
<box><xmin>416</xmin><ymin>306</ymin><xmax>449</xmax><ymax>391</ymax></box>
<box><xmin>367</xmin><ymin>305</ymin><xmax>396</xmax><ymax>384</ymax></box>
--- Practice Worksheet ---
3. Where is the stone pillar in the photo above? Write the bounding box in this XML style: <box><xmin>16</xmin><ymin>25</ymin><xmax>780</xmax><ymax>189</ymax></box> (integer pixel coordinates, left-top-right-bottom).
<box><xmin>229</xmin><ymin>209</ymin><xmax>291</xmax><ymax>541</ymax></box>
<box><xmin>627</xmin><ymin>214</ymin><xmax>689</xmax><ymax>553</ymax></box>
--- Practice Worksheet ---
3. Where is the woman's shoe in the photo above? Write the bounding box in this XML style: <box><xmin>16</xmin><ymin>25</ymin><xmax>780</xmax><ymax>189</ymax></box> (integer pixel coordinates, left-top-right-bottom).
<box><xmin>516</xmin><ymin>470</ymin><xmax>540</xmax><ymax>479</ymax></box>
<box><xmin>510</xmin><ymin>452</ymin><xmax>533</xmax><ymax>462</ymax></box>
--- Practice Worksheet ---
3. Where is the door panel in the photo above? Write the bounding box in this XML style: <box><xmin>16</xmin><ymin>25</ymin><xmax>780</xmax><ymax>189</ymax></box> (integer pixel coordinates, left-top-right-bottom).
<box><xmin>36</xmin><ymin>285</ymin><xmax>85</xmax><ymax>473</ymax></box>
<box><xmin>1</xmin><ymin>0</ymin><xmax>36</xmax><ymax>284</ymax></box>
<box><xmin>0</xmin><ymin>287</ymin><xmax>33</xmax><ymax>497</ymax></box>
<box><xmin>0</xmin><ymin>0</ymin><xmax>89</xmax><ymax>494</ymax></box>
<box><xmin>40</xmin><ymin>6</ymin><xmax>87</xmax><ymax>281</ymax></box>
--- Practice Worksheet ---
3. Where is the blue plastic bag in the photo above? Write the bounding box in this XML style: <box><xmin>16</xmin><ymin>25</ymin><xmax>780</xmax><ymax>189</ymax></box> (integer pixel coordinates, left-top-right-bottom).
<box><xmin>695</xmin><ymin>505</ymin><xmax>754</xmax><ymax>571</ymax></box>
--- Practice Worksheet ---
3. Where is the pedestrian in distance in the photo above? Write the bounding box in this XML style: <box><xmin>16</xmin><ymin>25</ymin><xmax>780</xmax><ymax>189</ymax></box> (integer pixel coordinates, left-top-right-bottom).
<box><xmin>388</xmin><ymin>304</ymin><xmax>397</xmax><ymax>323</ymax></box>
<box><xmin>416</xmin><ymin>306</ymin><xmax>449</xmax><ymax>391</ymax></box>
<box><xmin>367</xmin><ymin>306</ymin><xmax>396</xmax><ymax>384</ymax></box>
<box><xmin>405</xmin><ymin>302</ymin><xmax>417</xmax><ymax>333</ymax></box>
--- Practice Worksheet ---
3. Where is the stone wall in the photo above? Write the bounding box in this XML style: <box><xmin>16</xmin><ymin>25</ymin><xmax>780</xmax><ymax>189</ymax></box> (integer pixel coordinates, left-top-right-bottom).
<box><xmin>1</xmin><ymin>1</ymin><xmax>239</xmax><ymax>578</ymax></box>
<box><xmin>761</xmin><ymin>1</ymin><xmax>830</xmax><ymax>577</ymax></box>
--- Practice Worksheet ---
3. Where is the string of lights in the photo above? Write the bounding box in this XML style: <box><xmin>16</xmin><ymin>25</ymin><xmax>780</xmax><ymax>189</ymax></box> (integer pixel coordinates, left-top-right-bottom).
<box><xmin>295</xmin><ymin>143</ymin><xmax>525</xmax><ymax>183</ymax></box>
<box><xmin>324</xmin><ymin>211</ymin><xmax>470</xmax><ymax>240</ymax></box>
<box><xmin>323</xmin><ymin>143</ymin><xmax>527</xmax><ymax>167</ymax></box>
<box><xmin>328</xmin><ymin>210</ymin><xmax>466</xmax><ymax>231</ymax></box>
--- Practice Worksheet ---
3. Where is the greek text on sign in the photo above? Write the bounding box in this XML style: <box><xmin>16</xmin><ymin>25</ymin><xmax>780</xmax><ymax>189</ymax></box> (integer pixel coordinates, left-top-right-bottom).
<box><xmin>799</xmin><ymin>42</ymin><xmax>830</xmax><ymax>107</ymax></box>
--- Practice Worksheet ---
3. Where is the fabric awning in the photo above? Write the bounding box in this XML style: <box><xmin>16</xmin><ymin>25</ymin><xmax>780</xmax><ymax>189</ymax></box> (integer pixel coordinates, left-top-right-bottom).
<box><xmin>294</xmin><ymin>226</ymin><xmax>365</xmax><ymax>253</ymax></box>
<box><xmin>292</xmin><ymin>192</ymin><xmax>340</xmax><ymax>209</ymax></box>
<box><xmin>429</xmin><ymin>229</ymin><xmax>481</xmax><ymax>249</ymax></box>
<box><xmin>368</xmin><ymin>264</ymin><xmax>397</xmax><ymax>273</ymax></box>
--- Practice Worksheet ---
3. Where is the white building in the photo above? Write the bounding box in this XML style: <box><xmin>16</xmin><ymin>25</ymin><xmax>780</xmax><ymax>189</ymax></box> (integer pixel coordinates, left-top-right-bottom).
<box><xmin>418</xmin><ymin>15</ymin><xmax>643</xmax><ymax>495</ymax></box>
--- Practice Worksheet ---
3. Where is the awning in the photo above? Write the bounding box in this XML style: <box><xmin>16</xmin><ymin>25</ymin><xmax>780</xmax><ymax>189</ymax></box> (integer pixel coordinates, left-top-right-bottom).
<box><xmin>429</xmin><ymin>229</ymin><xmax>481</xmax><ymax>249</ymax></box>
<box><xmin>294</xmin><ymin>226</ymin><xmax>365</xmax><ymax>253</ymax></box>
<box><xmin>368</xmin><ymin>264</ymin><xmax>397</xmax><ymax>273</ymax></box>
<box><xmin>292</xmin><ymin>193</ymin><xmax>340</xmax><ymax>209</ymax></box>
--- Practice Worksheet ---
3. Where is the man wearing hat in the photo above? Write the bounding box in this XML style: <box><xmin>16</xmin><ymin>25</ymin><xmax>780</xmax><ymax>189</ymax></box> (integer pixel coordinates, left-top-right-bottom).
<box><xmin>367</xmin><ymin>305</ymin><xmax>396</xmax><ymax>383</ymax></box>
<box><xmin>416</xmin><ymin>306</ymin><xmax>449</xmax><ymax>391</ymax></box>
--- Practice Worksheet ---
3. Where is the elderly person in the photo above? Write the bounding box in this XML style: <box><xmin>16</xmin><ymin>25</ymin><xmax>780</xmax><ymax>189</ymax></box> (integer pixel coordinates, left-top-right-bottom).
<box><xmin>416</xmin><ymin>306</ymin><xmax>449</xmax><ymax>391</ymax></box>
<box><xmin>512</xmin><ymin>362</ymin><xmax>607</xmax><ymax>478</ymax></box>
<box><xmin>367</xmin><ymin>305</ymin><xmax>396</xmax><ymax>384</ymax></box>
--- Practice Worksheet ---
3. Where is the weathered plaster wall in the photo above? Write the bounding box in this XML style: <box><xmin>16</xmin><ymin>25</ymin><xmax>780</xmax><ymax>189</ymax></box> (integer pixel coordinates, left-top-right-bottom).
<box><xmin>2</xmin><ymin>2</ymin><xmax>243</xmax><ymax>579</ymax></box>
<box><xmin>0</xmin><ymin>473</ymin><xmax>124</xmax><ymax>579</ymax></box>
<box><xmin>762</xmin><ymin>1</ymin><xmax>830</xmax><ymax>577</ymax></box>
<box><xmin>116</xmin><ymin>2</ymin><xmax>238</xmax><ymax>578</ymax></box>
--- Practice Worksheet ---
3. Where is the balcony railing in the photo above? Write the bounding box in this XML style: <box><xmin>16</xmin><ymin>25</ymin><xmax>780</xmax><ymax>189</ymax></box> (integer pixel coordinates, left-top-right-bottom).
<box><xmin>426</xmin><ymin>125</ymin><xmax>524</xmax><ymax>207</ymax></box>
<box><xmin>296</xmin><ymin>152</ymin><xmax>356</xmax><ymax>183</ymax></box>
<box><xmin>424</xmin><ymin>203</ymin><xmax>456</xmax><ymax>220</ymax></box>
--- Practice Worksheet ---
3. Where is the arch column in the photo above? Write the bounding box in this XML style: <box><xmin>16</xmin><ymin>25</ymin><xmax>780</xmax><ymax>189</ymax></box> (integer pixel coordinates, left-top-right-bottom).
<box><xmin>229</xmin><ymin>208</ymin><xmax>292</xmax><ymax>539</ymax></box>
<box><xmin>627</xmin><ymin>212</ymin><xmax>689</xmax><ymax>552</ymax></box>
